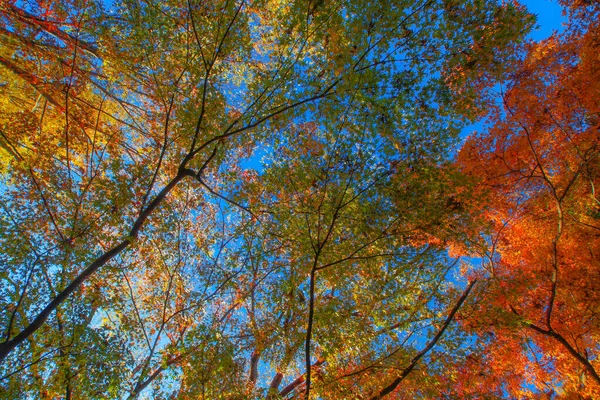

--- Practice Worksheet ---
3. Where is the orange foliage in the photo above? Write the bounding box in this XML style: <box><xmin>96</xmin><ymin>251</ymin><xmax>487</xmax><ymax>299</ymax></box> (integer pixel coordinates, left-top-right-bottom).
<box><xmin>457</xmin><ymin>2</ymin><xmax>600</xmax><ymax>396</ymax></box>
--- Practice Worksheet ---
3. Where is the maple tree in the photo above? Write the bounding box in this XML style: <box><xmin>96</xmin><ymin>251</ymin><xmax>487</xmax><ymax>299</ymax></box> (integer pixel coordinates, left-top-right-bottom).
<box><xmin>0</xmin><ymin>0</ymin><xmax>534</xmax><ymax>398</ymax></box>
<box><xmin>456</xmin><ymin>1</ymin><xmax>600</xmax><ymax>397</ymax></box>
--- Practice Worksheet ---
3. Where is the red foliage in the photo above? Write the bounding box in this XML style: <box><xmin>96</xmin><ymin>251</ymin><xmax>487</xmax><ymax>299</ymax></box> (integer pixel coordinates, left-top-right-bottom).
<box><xmin>457</xmin><ymin>2</ymin><xmax>600</xmax><ymax>396</ymax></box>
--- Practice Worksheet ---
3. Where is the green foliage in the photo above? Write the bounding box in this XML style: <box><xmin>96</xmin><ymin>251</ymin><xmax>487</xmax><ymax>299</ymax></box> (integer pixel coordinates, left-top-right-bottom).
<box><xmin>0</xmin><ymin>0</ymin><xmax>531</xmax><ymax>398</ymax></box>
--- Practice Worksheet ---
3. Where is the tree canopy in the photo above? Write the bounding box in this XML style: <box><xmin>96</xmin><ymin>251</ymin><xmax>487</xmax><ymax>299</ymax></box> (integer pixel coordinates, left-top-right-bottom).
<box><xmin>456</xmin><ymin>2</ymin><xmax>600</xmax><ymax>397</ymax></box>
<box><xmin>0</xmin><ymin>0</ymin><xmax>598</xmax><ymax>398</ymax></box>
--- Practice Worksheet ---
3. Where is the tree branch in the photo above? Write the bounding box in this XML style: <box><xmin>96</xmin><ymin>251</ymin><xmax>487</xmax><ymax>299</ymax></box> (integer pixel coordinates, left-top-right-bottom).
<box><xmin>370</xmin><ymin>279</ymin><xmax>477</xmax><ymax>399</ymax></box>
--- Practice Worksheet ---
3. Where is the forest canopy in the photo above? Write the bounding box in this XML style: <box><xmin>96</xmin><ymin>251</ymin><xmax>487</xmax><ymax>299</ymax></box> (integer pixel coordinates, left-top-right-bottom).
<box><xmin>0</xmin><ymin>0</ymin><xmax>598</xmax><ymax>398</ymax></box>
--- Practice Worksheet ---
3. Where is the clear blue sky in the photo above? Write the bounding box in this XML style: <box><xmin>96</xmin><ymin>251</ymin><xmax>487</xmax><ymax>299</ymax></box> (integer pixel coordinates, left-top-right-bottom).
<box><xmin>520</xmin><ymin>0</ymin><xmax>566</xmax><ymax>40</ymax></box>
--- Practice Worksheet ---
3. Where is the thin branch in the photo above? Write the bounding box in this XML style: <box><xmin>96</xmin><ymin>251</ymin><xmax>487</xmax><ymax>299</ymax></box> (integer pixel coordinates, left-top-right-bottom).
<box><xmin>370</xmin><ymin>279</ymin><xmax>477</xmax><ymax>399</ymax></box>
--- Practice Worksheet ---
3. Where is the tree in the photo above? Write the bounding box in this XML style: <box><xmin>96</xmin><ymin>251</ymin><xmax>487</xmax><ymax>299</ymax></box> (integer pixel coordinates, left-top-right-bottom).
<box><xmin>456</xmin><ymin>1</ymin><xmax>600</xmax><ymax>397</ymax></box>
<box><xmin>0</xmin><ymin>0</ymin><xmax>531</xmax><ymax>398</ymax></box>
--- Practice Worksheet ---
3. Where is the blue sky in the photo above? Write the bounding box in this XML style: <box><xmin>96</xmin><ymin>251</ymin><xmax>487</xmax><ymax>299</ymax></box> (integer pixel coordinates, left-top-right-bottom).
<box><xmin>521</xmin><ymin>0</ymin><xmax>566</xmax><ymax>40</ymax></box>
